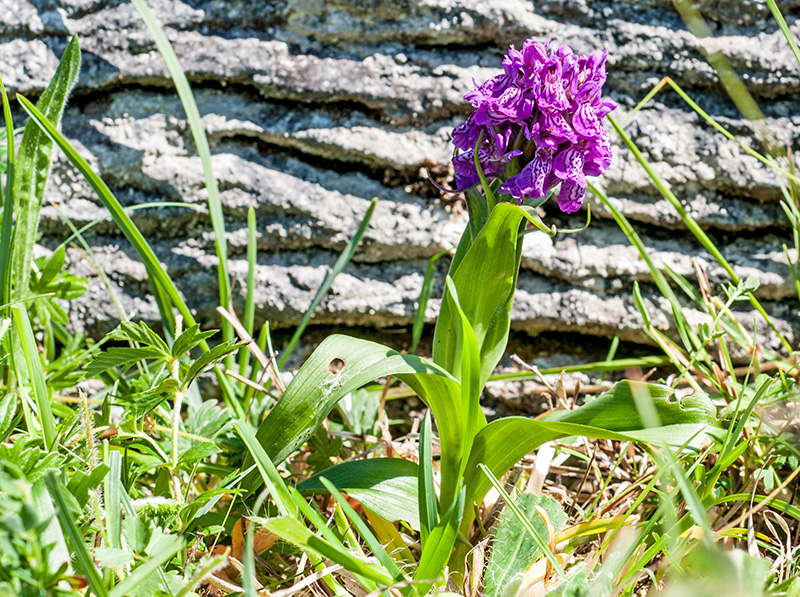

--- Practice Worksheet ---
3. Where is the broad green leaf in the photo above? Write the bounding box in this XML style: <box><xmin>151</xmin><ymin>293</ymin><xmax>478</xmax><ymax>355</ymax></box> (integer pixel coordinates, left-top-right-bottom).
<box><xmin>244</xmin><ymin>335</ymin><xmax>460</xmax><ymax>487</ymax></box>
<box><xmin>463</xmin><ymin>381</ymin><xmax>720</xmax><ymax>520</ymax></box>
<box><xmin>484</xmin><ymin>494</ymin><xmax>567</xmax><ymax>597</ymax></box>
<box><xmin>440</xmin><ymin>276</ymin><xmax>485</xmax><ymax>508</ymax></box>
<box><xmin>13</xmin><ymin>35</ymin><xmax>80</xmax><ymax>302</ymax></box>
<box><xmin>433</xmin><ymin>202</ymin><xmax>527</xmax><ymax>387</ymax></box>
<box><xmin>298</xmin><ymin>458</ymin><xmax>420</xmax><ymax>529</ymax></box>
<box><xmin>105</xmin><ymin>451</ymin><xmax>123</xmax><ymax>550</ymax></box>
<box><xmin>32</xmin><ymin>478</ymin><xmax>72</xmax><ymax>578</ymax></box>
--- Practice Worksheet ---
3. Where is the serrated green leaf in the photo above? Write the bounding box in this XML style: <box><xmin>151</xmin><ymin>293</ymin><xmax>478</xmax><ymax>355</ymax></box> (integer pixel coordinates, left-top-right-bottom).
<box><xmin>110</xmin><ymin>321</ymin><xmax>171</xmax><ymax>357</ymax></box>
<box><xmin>94</xmin><ymin>546</ymin><xmax>134</xmax><ymax>569</ymax></box>
<box><xmin>179</xmin><ymin>442</ymin><xmax>220</xmax><ymax>464</ymax></box>
<box><xmin>171</xmin><ymin>324</ymin><xmax>217</xmax><ymax>359</ymax></box>
<box><xmin>183</xmin><ymin>340</ymin><xmax>245</xmax><ymax>389</ymax></box>
<box><xmin>84</xmin><ymin>346</ymin><xmax>167</xmax><ymax>377</ymax></box>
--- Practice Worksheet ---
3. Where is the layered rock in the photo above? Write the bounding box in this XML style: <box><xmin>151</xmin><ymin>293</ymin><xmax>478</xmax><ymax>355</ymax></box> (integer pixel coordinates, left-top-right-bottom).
<box><xmin>2</xmin><ymin>0</ymin><xmax>798</xmax><ymax>360</ymax></box>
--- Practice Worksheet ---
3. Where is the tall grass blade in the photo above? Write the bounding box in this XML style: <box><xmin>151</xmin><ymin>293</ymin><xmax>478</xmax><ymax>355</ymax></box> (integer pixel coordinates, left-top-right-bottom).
<box><xmin>606</xmin><ymin>114</ymin><xmax>792</xmax><ymax>353</ymax></box>
<box><xmin>12</xmin><ymin>305</ymin><xmax>56</xmax><ymax>450</ymax></box>
<box><xmin>766</xmin><ymin>0</ymin><xmax>800</xmax><ymax>69</ymax></box>
<box><xmin>0</xmin><ymin>75</ymin><xmax>15</xmax><ymax>315</ymax></box>
<box><xmin>279</xmin><ymin>197</ymin><xmax>377</xmax><ymax>368</ymax></box>
<box><xmin>673</xmin><ymin>0</ymin><xmax>779</xmax><ymax>155</ymax></box>
<box><xmin>264</xmin><ymin>516</ymin><xmax>393</xmax><ymax>586</ymax></box>
<box><xmin>13</xmin><ymin>35</ymin><xmax>80</xmax><ymax>303</ymax></box>
<box><xmin>587</xmin><ymin>180</ymin><xmax>700</xmax><ymax>353</ymax></box>
<box><xmin>233</xmin><ymin>419</ymin><xmax>294</xmax><ymax>515</ymax></box>
<box><xmin>411</xmin><ymin>250</ymin><xmax>448</xmax><ymax>353</ymax></box>
<box><xmin>130</xmin><ymin>0</ymin><xmax>233</xmax><ymax>349</ymax></box>
<box><xmin>238</xmin><ymin>206</ymin><xmax>258</xmax><ymax>380</ymax></box>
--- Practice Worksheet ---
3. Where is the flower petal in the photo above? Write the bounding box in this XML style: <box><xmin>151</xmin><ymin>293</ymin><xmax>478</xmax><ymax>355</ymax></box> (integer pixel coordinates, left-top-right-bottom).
<box><xmin>556</xmin><ymin>180</ymin><xmax>586</xmax><ymax>213</ymax></box>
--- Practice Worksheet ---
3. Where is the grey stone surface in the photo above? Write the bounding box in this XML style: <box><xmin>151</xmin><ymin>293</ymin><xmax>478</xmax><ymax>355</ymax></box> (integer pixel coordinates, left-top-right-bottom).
<box><xmin>3</xmin><ymin>0</ymin><xmax>800</xmax><ymax>359</ymax></box>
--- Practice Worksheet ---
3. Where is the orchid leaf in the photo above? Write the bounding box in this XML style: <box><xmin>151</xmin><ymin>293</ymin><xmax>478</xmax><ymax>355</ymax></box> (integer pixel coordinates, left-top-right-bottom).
<box><xmin>463</xmin><ymin>380</ymin><xmax>720</xmax><ymax>515</ymax></box>
<box><xmin>298</xmin><ymin>458</ymin><xmax>421</xmax><ymax>530</ymax></box>
<box><xmin>244</xmin><ymin>335</ymin><xmax>462</xmax><ymax>492</ymax></box>
<box><xmin>433</xmin><ymin>202</ymin><xmax>525</xmax><ymax>388</ymax></box>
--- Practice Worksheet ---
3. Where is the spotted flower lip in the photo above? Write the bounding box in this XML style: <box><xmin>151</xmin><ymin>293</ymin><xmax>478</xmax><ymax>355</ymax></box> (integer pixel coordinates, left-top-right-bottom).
<box><xmin>450</xmin><ymin>39</ymin><xmax>616</xmax><ymax>214</ymax></box>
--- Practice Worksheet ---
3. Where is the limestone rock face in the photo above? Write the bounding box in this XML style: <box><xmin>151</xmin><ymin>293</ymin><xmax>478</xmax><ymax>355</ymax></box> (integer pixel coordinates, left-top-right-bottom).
<box><xmin>2</xmin><ymin>0</ymin><xmax>799</xmax><ymax>357</ymax></box>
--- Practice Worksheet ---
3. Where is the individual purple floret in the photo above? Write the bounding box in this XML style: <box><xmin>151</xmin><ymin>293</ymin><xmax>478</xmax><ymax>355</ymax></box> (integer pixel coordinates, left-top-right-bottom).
<box><xmin>450</xmin><ymin>39</ymin><xmax>616</xmax><ymax>214</ymax></box>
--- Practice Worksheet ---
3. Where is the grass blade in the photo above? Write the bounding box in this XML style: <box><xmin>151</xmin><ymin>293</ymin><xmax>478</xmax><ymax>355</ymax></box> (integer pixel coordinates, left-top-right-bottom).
<box><xmin>279</xmin><ymin>197</ymin><xmax>377</xmax><ymax>368</ymax></box>
<box><xmin>411</xmin><ymin>250</ymin><xmax>448</xmax><ymax>354</ymax></box>
<box><xmin>44</xmin><ymin>473</ymin><xmax>109</xmax><ymax>597</ymax></box>
<box><xmin>0</xmin><ymin>74</ymin><xmax>15</xmax><ymax>315</ymax></box>
<box><xmin>130</xmin><ymin>0</ymin><xmax>233</xmax><ymax>351</ymax></box>
<box><xmin>766</xmin><ymin>0</ymin><xmax>800</xmax><ymax>69</ymax></box>
<box><xmin>319</xmin><ymin>477</ymin><xmax>409</xmax><ymax>590</ymax></box>
<box><xmin>238</xmin><ymin>206</ymin><xmax>258</xmax><ymax>380</ymax></box>
<box><xmin>233</xmin><ymin>419</ymin><xmax>294</xmax><ymax>516</ymax></box>
<box><xmin>606</xmin><ymin>114</ymin><xmax>792</xmax><ymax>353</ymax></box>
<box><xmin>12</xmin><ymin>305</ymin><xmax>56</xmax><ymax>451</ymax></box>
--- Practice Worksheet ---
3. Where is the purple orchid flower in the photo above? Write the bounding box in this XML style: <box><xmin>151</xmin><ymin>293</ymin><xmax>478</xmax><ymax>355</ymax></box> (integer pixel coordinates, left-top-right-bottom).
<box><xmin>448</xmin><ymin>38</ymin><xmax>616</xmax><ymax>213</ymax></box>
